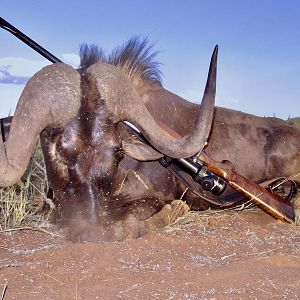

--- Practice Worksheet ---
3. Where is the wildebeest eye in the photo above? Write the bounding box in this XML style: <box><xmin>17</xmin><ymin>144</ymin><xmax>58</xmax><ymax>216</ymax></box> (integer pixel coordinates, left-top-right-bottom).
<box><xmin>114</xmin><ymin>146</ymin><xmax>124</xmax><ymax>164</ymax></box>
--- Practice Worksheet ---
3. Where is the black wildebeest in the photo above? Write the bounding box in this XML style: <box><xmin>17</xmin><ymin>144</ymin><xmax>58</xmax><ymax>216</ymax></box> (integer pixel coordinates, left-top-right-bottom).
<box><xmin>0</xmin><ymin>38</ymin><xmax>299</xmax><ymax>242</ymax></box>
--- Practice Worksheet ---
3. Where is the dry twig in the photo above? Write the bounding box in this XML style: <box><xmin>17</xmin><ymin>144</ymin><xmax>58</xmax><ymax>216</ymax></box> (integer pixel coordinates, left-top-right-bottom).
<box><xmin>0</xmin><ymin>226</ymin><xmax>63</xmax><ymax>238</ymax></box>
<box><xmin>1</xmin><ymin>284</ymin><xmax>7</xmax><ymax>300</ymax></box>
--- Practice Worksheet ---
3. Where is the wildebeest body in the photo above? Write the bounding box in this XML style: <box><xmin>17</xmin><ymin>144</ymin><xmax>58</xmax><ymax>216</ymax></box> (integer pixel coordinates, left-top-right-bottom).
<box><xmin>0</xmin><ymin>38</ymin><xmax>299</xmax><ymax>241</ymax></box>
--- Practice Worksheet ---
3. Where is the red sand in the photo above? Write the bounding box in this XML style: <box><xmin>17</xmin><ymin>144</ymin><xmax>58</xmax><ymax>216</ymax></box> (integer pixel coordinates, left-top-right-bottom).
<box><xmin>1</xmin><ymin>209</ymin><xmax>300</xmax><ymax>299</ymax></box>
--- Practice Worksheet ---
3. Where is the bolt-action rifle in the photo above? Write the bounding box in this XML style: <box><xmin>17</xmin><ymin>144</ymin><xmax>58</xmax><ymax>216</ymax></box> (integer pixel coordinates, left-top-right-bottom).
<box><xmin>160</xmin><ymin>153</ymin><xmax>295</xmax><ymax>223</ymax></box>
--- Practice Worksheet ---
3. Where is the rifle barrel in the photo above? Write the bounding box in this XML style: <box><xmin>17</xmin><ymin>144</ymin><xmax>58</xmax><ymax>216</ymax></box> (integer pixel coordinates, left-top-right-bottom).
<box><xmin>0</xmin><ymin>17</ymin><xmax>62</xmax><ymax>63</ymax></box>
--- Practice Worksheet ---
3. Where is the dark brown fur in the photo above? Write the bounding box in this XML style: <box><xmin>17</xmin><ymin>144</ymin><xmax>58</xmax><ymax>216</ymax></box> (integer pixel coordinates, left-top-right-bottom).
<box><xmin>41</xmin><ymin>74</ymin><xmax>127</xmax><ymax>241</ymax></box>
<box><xmin>0</xmin><ymin>116</ymin><xmax>13</xmax><ymax>142</ymax></box>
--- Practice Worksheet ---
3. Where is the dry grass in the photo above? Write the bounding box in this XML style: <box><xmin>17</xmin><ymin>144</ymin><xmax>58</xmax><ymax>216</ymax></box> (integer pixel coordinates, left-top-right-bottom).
<box><xmin>0</xmin><ymin>140</ymin><xmax>52</xmax><ymax>231</ymax></box>
<box><xmin>288</xmin><ymin>117</ymin><xmax>300</xmax><ymax>129</ymax></box>
<box><xmin>163</xmin><ymin>200</ymin><xmax>257</xmax><ymax>233</ymax></box>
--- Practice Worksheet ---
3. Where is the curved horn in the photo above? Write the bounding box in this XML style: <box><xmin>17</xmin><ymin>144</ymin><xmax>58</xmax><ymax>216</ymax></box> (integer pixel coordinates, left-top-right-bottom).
<box><xmin>0</xmin><ymin>63</ymin><xmax>81</xmax><ymax>187</ymax></box>
<box><xmin>86</xmin><ymin>46</ymin><xmax>218</xmax><ymax>158</ymax></box>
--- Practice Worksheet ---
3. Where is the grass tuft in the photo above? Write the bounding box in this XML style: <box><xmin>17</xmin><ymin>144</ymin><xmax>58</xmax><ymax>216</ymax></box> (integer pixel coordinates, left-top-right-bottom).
<box><xmin>288</xmin><ymin>117</ymin><xmax>300</xmax><ymax>129</ymax></box>
<box><xmin>0</xmin><ymin>140</ymin><xmax>52</xmax><ymax>230</ymax></box>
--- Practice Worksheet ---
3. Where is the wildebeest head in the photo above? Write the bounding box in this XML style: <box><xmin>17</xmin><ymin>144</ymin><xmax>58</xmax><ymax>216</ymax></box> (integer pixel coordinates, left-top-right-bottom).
<box><xmin>0</xmin><ymin>38</ymin><xmax>218</xmax><ymax>188</ymax></box>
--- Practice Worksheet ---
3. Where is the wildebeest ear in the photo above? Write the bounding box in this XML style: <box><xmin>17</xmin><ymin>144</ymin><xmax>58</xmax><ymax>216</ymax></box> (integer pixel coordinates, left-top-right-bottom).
<box><xmin>122</xmin><ymin>140</ymin><xmax>164</xmax><ymax>161</ymax></box>
<box><xmin>117</xmin><ymin>122</ymin><xmax>163</xmax><ymax>161</ymax></box>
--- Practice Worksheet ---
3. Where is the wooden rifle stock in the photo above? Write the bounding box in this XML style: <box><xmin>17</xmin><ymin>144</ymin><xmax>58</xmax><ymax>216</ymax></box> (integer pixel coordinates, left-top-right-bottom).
<box><xmin>199</xmin><ymin>153</ymin><xmax>295</xmax><ymax>223</ymax></box>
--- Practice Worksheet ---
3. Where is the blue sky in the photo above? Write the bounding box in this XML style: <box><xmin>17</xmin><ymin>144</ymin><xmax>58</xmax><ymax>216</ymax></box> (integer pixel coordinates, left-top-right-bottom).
<box><xmin>0</xmin><ymin>0</ymin><xmax>299</xmax><ymax>119</ymax></box>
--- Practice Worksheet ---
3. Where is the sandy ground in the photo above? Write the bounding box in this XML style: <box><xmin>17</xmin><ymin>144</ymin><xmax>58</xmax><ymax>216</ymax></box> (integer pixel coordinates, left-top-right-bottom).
<box><xmin>0</xmin><ymin>208</ymin><xmax>300</xmax><ymax>300</ymax></box>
